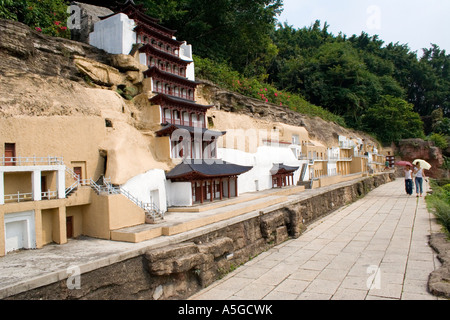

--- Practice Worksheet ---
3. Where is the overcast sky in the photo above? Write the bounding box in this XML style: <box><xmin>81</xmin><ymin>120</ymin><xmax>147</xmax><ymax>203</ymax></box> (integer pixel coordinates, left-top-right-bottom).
<box><xmin>277</xmin><ymin>0</ymin><xmax>450</xmax><ymax>57</ymax></box>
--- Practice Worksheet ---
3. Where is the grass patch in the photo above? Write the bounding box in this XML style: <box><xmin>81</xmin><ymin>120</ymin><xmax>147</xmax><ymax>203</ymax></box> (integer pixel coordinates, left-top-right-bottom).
<box><xmin>426</xmin><ymin>180</ymin><xmax>450</xmax><ymax>235</ymax></box>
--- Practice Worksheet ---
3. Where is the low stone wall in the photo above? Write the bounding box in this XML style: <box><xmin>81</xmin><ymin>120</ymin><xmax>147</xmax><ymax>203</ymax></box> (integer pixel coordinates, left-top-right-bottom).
<box><xmin>6</xmin><ymin>173</ymin><xmax>394</xmax><ymax>300</ymax></box>
<box><xmin>428</xmin><ymin>233</ymin><xmax>450</xmax><ymax>299</ymax></box>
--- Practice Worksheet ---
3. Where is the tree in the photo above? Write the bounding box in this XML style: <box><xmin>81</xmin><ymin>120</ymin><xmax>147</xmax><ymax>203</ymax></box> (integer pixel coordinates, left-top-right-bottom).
<box><xmin>137</xmin><ymin>0</ymin><xmax>283</xmax><ymax>79</ymax></box>
<box><xmin>413</xmin><ymin>45</ymin><xmax>450</xmax><ymax>117</ymax></box>
<box><xmin>361</xmin><ymin>95</ymin><xmax>425</xmax><ymax>144</ymax></box>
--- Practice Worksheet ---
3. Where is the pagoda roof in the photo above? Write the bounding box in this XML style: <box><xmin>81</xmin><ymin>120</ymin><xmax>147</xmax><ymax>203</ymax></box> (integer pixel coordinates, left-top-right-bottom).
<box><xmin>149</xmin><ymin>93</ymin><xmax>214</xmax><ymax>111</ymax></box>
<box><xmin>166</xmin><ymin>160</ymin><xmax>253</xmax><ymax>181</ymax></box>
<box><xmin>270</xmin><ymin>164</ymin><xmax>299</xmax><ymax>175</ymax></box>
<box><xmin>134</xmin><ymin>24</ymin><xmax>184</xmax><ymax>47</ymax></box>
<box><xmin>139</xmin><ymin>44</ymin><xmax>190</xmax><ymax>65</ymax></box>
<box><xmin>156</xmin><ymin>123</ymin><xmax>226</xmax><ymax>138</ymax></box>
<box><xmin>102</xmin><ymin>1</ymin><xmax>177</xmax><ymax>37</ymax></box>
<box><xmin>144</xmin><ymin>66</ymin><xmax>200</xmax><ymax>88</ymax></box>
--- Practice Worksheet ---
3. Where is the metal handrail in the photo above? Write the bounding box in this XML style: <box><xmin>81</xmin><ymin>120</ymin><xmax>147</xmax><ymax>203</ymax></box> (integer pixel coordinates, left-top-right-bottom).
<box><xmin>63</xmin><ymin>170</ymin><xmax>164</xmax><ymax>220</ymax></box>
<box><xmin>100</xmin><ymin>179</ymin><xmax>164</xmax><ymax>220</ymax></box>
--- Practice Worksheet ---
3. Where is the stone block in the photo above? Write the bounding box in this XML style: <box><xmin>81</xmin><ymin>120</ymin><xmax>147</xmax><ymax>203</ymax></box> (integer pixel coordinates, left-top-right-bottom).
<box><xmin>198</xmin><ymin>237</ymin><xmax>234</xmax><ymax>259</ymax></box>
<box><xmin>145</xmin><ymin>243</ymin><xmax>205</xmax><ymax>276</ymax></box>
<box><xmin>260</xmin><ymin>210</ymin><xmax>285</xmax><ymax>241</ymax></box>
<box><xmin>275</xmin><ymin>226</ymin><xmax>289</xmax><ymax>244</ymax></box>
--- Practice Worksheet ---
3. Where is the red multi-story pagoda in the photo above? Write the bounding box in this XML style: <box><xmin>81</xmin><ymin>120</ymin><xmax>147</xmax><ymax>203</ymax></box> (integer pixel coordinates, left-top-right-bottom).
<box><xmin>97</xmin><ymin>1</ymin><xmax>252</xmax><ymax>204</ymax></box>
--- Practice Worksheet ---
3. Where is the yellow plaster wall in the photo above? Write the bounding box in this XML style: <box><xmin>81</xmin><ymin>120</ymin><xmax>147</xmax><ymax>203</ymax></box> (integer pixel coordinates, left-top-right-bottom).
<box><xmin>4</xmin><ymin>172</ymin><xmax>32</xmax><ymax>196</ymax></box>
<box><xmin>0</xmin><ymin>117</ymin><xmax>106</xmax><ymax>186</ymax></box>
<box><xmin>81</xmin><ymin>190</ymin><xmax>145</xmax><ymax>240</ymax></box>
<box><xmin>41</xmin><ymin>208</ymin><xmax>56</xmax><ymax>246</ymax></box>
<box><xmin>82</xmin><ymin>191</ymin><xmax>111</xmax><ymax>240</ymax></box>
<box><xmin>108</xmin><ymin>194</ymin><xmax>145</xmax><ymax>231</ymax></box>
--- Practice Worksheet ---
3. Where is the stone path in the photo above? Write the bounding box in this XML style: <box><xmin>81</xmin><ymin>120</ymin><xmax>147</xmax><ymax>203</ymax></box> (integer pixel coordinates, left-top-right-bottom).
<box><xmin>190</xmin><ymin>179</ymin><xmax>442</xmax><ymax>300</ymax></box>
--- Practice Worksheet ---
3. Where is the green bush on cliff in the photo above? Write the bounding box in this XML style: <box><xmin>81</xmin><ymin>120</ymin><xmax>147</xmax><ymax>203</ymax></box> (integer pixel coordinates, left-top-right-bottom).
<box><xmin>427</xmin><ymin>133</ymin><xmax>449</xmax><ymax>150</ymax></box>
<box><xmin>194</xmin><ymin>55</ymin><xmax>346</xmax><ymax>127</ymax></box>
<box><xmin>427</xmin><ymin>180</ymin><xmax>450</xmax><ymax>234</ymax></box>
<box><xmin>0</xmin><ymin>0</ymin><xmax>70</xmax><ymax>38</ymax></box>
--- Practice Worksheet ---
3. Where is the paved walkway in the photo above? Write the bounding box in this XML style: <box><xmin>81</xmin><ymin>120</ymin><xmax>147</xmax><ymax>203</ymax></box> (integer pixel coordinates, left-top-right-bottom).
<box><xmin>190</xmin><ymin>179</ymin><xmax>442</xmax><ymax>300</ymax></box>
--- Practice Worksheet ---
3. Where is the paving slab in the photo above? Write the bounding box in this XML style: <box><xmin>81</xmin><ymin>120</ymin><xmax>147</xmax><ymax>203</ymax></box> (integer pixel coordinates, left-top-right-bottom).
<box><xmin>190</xmin><ymin>179</ymin><xmax>442</xmax><ymax>300</ymax></box>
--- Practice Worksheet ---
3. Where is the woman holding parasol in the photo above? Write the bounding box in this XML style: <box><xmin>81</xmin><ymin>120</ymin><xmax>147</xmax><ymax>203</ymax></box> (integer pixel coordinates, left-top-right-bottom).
<box><xmin>413</xmin><ymin>160</ymin><xmax>430</xmax><ymax>197</ymax></box>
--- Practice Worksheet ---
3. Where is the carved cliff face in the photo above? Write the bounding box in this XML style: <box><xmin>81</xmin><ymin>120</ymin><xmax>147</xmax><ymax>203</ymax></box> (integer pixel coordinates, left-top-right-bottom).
<box><xmin>197</xmin><ymin>81</ymin><xmax>382</xmax><ymax>150</ymax></box>
<box><xmin>397</xmin><ymin>139</ymin><xmax>445</xmax><ymax>178</ymax></box>
<box><xmin>0</xmin><ymin>18</ymin><xmax>391</xmax><ymax>185</ymax></box>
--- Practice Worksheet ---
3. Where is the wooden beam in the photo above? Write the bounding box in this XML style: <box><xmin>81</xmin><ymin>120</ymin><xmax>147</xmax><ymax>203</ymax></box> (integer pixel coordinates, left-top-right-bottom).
<box><xmin>200</xmin><ymin>180</ymin><xmax>204</xmax><ymax>204</ymax></box>
<box><xmin>210</xmin><ymin>179</ymin><xmax>214</xmax><ymax>202</ymax></box>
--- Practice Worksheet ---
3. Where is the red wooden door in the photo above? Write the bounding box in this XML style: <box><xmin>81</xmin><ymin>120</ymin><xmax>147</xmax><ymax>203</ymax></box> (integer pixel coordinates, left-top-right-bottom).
<box><xmin>73</xmin><ymin>167</ymin><xmax>82</xmax><ymax>181</ymax></box>
<box><xmin>4</xmin><ymin>143</ymin><xmax>15</xmax><ymax>166</ymax></box>
<box><xmin>66</xmin><ymin>216</ymin><xmax>73</xmax><ymax>239</ymax></box>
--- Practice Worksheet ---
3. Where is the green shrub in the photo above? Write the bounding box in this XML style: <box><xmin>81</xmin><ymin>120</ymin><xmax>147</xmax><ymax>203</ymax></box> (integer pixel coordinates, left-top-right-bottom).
<box><xmin>194</xmin><ymin>55</ymin><xmax>346</xmax><ymax>126</ymax></box>
<box><xmin>427</xmin><ymin>180</ymin><xmax>450</xmax><ymax>234</ymax></box>
<box><xmin>427</xmin><ymin>133</ymin><xmax>449</xmax><ymax>150</ymax></box>
<box><xmin>0</xmin><ymin>0</ymin><xmax>70</xmax><ymax>38</ymax></box>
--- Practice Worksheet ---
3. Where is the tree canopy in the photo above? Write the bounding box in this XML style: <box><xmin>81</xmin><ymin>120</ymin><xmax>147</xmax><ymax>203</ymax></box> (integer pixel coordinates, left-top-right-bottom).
<box><xmin>1</xmin><ymin>0</ymin><xmax>448</xmax><ymax>146</ymax></box>
<box><xmin>132</xmin><ymin>0</ymin><xmax>449</xmax><ymax>144</ymax></box>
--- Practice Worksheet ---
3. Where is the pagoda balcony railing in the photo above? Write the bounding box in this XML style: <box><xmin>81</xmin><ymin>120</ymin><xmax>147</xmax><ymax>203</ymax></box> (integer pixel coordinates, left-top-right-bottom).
<box><xmin>153</xmin><ymin>89</ymin><xmax>194</xmax><ymax>101</ymax></box>
<box><xmin>141</xmin><ymin>41</ymin><xmax>180</xmax><ymax>58</ymax></box>
<box><xmin>161</xmin><ymin>117</ymin><xmax>205</xmax><ymax>128</ymax></box>
<box><xmin>149</xmin><ymin>63</ymin><xmax>186</xmax><ymax>78</ymax></box>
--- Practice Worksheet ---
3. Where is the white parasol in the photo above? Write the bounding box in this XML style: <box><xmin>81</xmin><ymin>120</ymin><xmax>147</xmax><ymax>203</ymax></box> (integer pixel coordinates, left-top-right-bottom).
<box><xmin>413</xmin><ymin>159</ymin><xmax>432</xmax><ymax>170</ymax></box>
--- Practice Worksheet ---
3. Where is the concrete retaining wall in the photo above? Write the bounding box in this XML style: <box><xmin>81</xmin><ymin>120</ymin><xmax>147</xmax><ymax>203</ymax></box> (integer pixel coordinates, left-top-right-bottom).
<box><xmin>6</xmin><ymin>173</ymin><xmax>395</xmax><ymax>300</ymax></box>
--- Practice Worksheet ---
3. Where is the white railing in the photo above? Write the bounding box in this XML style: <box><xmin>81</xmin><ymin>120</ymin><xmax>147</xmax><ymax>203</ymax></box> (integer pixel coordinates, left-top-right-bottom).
<box><xmin>0</xmin><ymin>156</ymin><xmax>64</xmax><ymax>166</ymax></box>
<box><xmin>4</xmin><ymin>190</ymin><xmax>57</xmax><ymax>203</ymax></box>
<box><xmin>339</xmin><ymin>141</ymin><xmax>354</xmax><ymax>149</ymax></box>
<box><xmin>4</xmin><ymin>192</ymin><xmax>33</xmax><ymax>203</ymax></box>
<box><xmin>41</xmin><ymin>190</ymin><xmax>57</xmax><ymax>200</ymax></box>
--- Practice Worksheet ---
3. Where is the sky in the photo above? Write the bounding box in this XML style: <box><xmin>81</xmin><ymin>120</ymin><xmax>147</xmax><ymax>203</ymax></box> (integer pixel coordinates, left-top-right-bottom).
<box><xmin>277</xmin><ymin>0</ymin><xmax>450</xmax><ymax>57</ymax></box>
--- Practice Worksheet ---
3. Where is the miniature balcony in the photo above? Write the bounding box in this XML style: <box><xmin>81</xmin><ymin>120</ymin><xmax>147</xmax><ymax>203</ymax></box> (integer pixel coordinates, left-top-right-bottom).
<box><xmin>0</xmin><ymin>156</ymin><xmax>66</xmax><ymax>205</ymax></box>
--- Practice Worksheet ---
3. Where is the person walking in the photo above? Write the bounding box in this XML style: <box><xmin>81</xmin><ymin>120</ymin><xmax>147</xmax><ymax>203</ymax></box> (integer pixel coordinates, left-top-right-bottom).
<box><xmin>414</xmin><ymin>163</ymin><xmax>427</xmax><ymax>197</ymax></box>
<box><xmin>404</xmin><ymin>165</ymin><xmax>413</xmax><ymax>195</ymax></box>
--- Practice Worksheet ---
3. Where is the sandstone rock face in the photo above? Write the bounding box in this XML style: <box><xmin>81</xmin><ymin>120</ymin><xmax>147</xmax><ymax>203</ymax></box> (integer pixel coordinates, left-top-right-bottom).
<box><xmin>397</xmin><ymin>139</ymin><xmax>445</xmax><ymax>178</ymax></box>
<box><xmin>110</xmin><ymin>54</ymin><xmax>148</xmax><ymax>73</ymax></box>
<box><xmin>0</xmin><ymin>19</ymin><xmax>110</xmax><ymax>80</ymax></box>
<box><xmin>74</xmin><ymin>55</ymin><xmax>127</xmax><ymax>87</ymax></box>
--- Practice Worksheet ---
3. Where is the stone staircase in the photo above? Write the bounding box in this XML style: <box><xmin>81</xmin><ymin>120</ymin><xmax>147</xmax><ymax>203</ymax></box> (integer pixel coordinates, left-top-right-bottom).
<box><xmin>64</xmin><ymin>167</ymin><xmax>164</xmax><ymax>223</ymax></box>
